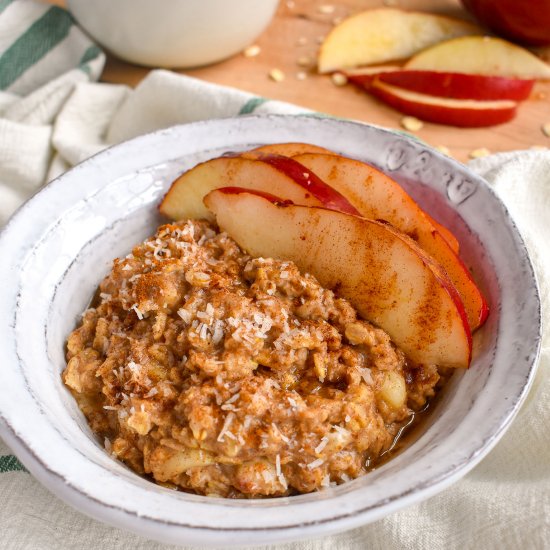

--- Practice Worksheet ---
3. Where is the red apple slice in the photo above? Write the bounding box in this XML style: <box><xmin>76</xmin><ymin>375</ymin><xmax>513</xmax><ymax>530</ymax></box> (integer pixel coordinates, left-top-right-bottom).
<box><xmin>204</xmin><ymin>189</ymin><xmax>472</xmax><ymax>368</ymax></box>
<box><xmin>368</xmin><ymin>79</ymin><xmax>518</xmax><ymax>127</ymax></box>
<box><xmin>159</xmin><ymin>155</ymin><xmax>360</xmax><ymax>221</ymax></box>
<box><xmin>245</xmin><ymin>142</ymin><xmax>336</xmax><ymax>157</ymax></box>
<box><xmin>405</xmin><ymin>36</ymin><xmax>550</xmax><ymax>80</ymax></box>
<box><xmin>242</xmin><ymin>153</ymin><xmax>361</xmax><ymax>216</ymax></box>
<box><xmin>428</xmin><ymin>217</ymin><xmax>460</xmax><ymax>255</ymax></box>
<box><xmin>318</xmin><ymin>8</ymin><xmax>482</xmax><ymax>73</ymax></box>
<box><xmin>248</xmin><ymin>144</ymin><xmax>460</xmax><ymax>253</ymax></box>
<box><xmin>159</xmin><ymin>157</ymin><xmax>323</xmax><ymax>221</ymax></box>
<box><xmin>348</xmin><ymin>69</ymin><xmax>534</xmax><ymax>101</ymax></box>
<box><xmin>293</xmin><ymin>153</ymin><xmax>488</xmax><ymax>329</ymax></box>
<box><xmin>462</xmin><ymin>0</ymin><xmax>550</xmax><ymax>47</ymax></box>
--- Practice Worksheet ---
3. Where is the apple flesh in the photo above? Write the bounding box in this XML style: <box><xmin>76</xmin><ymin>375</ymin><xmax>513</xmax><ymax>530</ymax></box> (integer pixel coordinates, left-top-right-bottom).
<box><xmin>348</xmin><ymin>69</ymin><xmax>534</xmax><ymax>101</ymax></box>
<box><xmin>215</xmin><ymin>186</ymin><xmax>294</xmax><ymax>205</ymax></box>
<box><xmin>405</xmin><ymin>36</ymin><xmax>550</xmax><ymax>80</ymax></box>
<box><xmin>293</xmin><ymin>152</ymin><xmax>488</xmax><ymax>329</ymax></box>
<box><xmin>243</xmin><ymin>153</ymin><xmax>361</xmax><ymax>216</ymax></box>
<box><xmin>245</xmin><ymin>142</ymin><xmax>336</xmax><ymax>157</ymax></box>
<box><xmin>462</xmin><ymin>0</ymin><xmax>550</xmax><ymax>46</ymax></box>
<box><xmin>427</xmin><ymin>218</ymin><xmax>459</xmax><ymax>255</ymax></box>
<box><xmin>368</xmin><ymin>79</ymin><xmax>518</xmax><ymax>127</ymax></box>
<box><xmin>159</xmin><ymin>156</ymin><xmax>324</xmax><ymax>221</ymax></box>
<box><xmin>159</xmin><ymin>154</ymin><xmax>360</xmax><ymax>221</ymax></box>
<box><xmin>318</xmin><ymin>8</ymin><xmax>482</xmax><ymax>73</ymax></box>
<box><xmin>204</xmin><ymin>189</ymin><xmax>472</xmax><ymax>368</ymax></box>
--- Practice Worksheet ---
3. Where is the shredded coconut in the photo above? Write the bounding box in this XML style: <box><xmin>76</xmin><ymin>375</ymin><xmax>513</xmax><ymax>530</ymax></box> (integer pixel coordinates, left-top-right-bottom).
<box><xmin>307</xmin><ymin>458</ymin><xmax>325</xmax><ymax>470</ymax></box>
<box><xmin>217</xmin><ymin>412</ymin><xmax>236</xmax><ymax>442</ymax></box>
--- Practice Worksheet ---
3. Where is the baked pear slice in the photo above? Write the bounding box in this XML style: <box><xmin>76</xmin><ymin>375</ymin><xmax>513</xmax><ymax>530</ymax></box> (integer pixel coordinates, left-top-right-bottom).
<box><xmin>204</xmin><ymin>188</ymin><xmax>472</xmax><ymax>368</ymax></box>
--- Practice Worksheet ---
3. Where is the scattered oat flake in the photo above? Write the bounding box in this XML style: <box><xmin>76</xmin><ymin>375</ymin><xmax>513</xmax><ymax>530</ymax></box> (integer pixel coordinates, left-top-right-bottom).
<box><xmin>401</xmin><ymin>116</ymin><xmax>423</xmax><ymax>132</ymax></box>
<box><xmin>296</xmin><ymin>36</ymin><xmax>308</xmax><ymax>46</ymax></box>
<box><xmin>269</xmin><ymin>68</ymin><xmax>285</xmax><ymax>82</ymax></box>
<box><xmin>244</xmin><ymin>45</ymin><xmax>261</xmax><ymax>58</ymax></box>
<box><xmin>331</xmin><ymin>73</ymin><xmax>348</xmax><ymax>86</ymax></box>
<box><xmin>469</xmin><ymin>147</ymin><xmax>491</xmax><ymax>159</ymax></box>
<box><xmin>435</xmin><ymin>145</ymin><xmax>450</xmax><ymax>156</ymax></box>
<box><xmin>297</xmin><ymin>55</ymin><xmax>313</xmax><ymax>67</ymax></box>
<box><xmin>318</xmin><ymin>5</ymin><xmax>335</xmax><ymax>14</ymax></box>
<box><xmin>542</xmin><ymin>123</ymin><xmax>550</xmax><ymax>137</ymax></box>
<box><xmin>286</xmin><ymin>0</ymin><xmax>295</xmax><ymax>8</ymax></box>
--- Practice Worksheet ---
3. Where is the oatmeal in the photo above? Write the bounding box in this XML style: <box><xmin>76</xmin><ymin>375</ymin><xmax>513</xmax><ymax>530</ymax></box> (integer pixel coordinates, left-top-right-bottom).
<box><xmin>63</xmin><ymin>220</ymin><xmax>441</xmax><ymax>497</ymax></box>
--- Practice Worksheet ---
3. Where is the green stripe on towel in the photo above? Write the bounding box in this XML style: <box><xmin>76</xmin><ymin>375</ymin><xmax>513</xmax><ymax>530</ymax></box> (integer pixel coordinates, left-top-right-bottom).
<box><xmin>0</xmin><ymin>6</ymin><xmax>74</xmax><ymax>90</ymax></box>
<box><xmin>239</xmin><ymin>97</ymin><xmax>268</xmax><ymax>115</ymax></box>
<box><xmin>79</xmin><ymin>44</ymin><xmax>102</xmax><ymax>66</ymax></box>
<box><xmin>78</xmin><ymin>44</ymin><xmax>102</xmax><ymax>75</ymax></box>
<box><xmin>0</xmin><ymin>0</ymin><xmax>14</xmax><ymax>15</ymax></box>
<box><xmin>0</xmin><ymin>455</ymin><xmax>26</xmax><ymax>473</ymax></box>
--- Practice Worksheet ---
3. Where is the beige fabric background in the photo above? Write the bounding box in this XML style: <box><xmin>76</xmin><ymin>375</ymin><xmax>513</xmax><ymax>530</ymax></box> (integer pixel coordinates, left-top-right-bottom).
<box><xmin>0</xmin><ymin>71</ymin><xmax>548</xmax><ymax>549</ymax></box>
<box><xmin>0</xmin><ymin>2</ymin><xmax>548</xmax><ymax>546</ymax></box>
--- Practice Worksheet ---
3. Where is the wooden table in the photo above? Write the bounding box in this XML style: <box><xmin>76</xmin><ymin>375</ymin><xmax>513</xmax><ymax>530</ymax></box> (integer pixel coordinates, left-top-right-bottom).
<box><xmin>50</xmin><ymin>0</ymin><xmax>550</xmax><ymax>163</ymax></box>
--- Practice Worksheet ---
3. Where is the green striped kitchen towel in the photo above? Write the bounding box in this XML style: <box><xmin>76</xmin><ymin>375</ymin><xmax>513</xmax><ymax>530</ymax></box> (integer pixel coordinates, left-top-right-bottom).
<box><xmin>0</xmin><ymin>0</ymin><xmax>104</xmax><ymax>95</ymax></box>
<box><xmin>0</xmin><ymin>0</ymin><xmax>106</xmax><ymax>225</ymax></box>
<box><xmin>0</xmin><ymin>0</ymin><xmax>308</xmax><ymax>228</ymax></box>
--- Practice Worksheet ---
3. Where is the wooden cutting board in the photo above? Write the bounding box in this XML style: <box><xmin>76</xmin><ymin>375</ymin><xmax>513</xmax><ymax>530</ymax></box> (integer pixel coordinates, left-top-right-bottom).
<box><xmin>49</xmin><ymin>0</ymin><xmax>550</xmax><ymax>163</ymax></box>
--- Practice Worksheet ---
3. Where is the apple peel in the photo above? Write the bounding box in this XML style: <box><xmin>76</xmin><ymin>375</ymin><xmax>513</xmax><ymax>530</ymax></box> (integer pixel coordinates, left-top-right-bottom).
<box><xmin>368</xmin><ymin>79</ymin><xmax>518</xmax><ymax>127</ymax></box>
<box><xmin>356</xmin><ymin>69</ymin><xmax>535</xmax><ymax>101</ymax></box>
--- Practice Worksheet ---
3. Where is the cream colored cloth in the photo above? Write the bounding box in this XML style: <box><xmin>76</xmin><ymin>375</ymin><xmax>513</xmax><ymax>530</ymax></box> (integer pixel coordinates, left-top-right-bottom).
<box><xmin>0</xmin><ymin>68</ymin><xmax>548</xmax><ymax>548</ymax></box>
<box><xmin>0</xmin><ymin>9</ymin><xmax>548</xmax><ymax>546</ymax></box>
<box><xmin>0</xmin><ymin>0</ymin><xmax>105</xmax><ymax>224</ymax></box>
<box><xmin>0</xmin><ymin>68</ymin><xmax>308</xmax><ymax>225</ymax></box>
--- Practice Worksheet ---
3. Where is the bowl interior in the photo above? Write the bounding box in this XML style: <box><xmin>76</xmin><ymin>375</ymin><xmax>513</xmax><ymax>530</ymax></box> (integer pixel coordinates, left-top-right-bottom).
<box><xmin>0</xmin><ymin>115</ymin><xmax>540</xmax><ymax>546</ymax></box>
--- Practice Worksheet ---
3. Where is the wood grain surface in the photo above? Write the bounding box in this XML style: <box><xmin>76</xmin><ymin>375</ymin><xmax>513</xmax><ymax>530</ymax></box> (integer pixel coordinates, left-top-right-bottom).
<box><xmin>47</xmin><ymin>0</ymin><xmax>550</xmax><ymax>162</ymax></box>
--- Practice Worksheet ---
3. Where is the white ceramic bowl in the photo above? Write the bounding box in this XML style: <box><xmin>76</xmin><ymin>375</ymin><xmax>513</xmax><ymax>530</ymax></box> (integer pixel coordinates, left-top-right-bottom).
<box><xmin>0</xmin><ymin>116</ymin><xmax>541</xmax><ymax>547</ymax></box>
<box><xmin>66</xmin><ymin>0</ymin><xmax>279</xmax><ymax>68</ymax></box>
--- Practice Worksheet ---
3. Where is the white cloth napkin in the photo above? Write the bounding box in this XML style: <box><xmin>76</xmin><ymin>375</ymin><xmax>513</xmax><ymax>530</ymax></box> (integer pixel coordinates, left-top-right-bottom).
<box><xmin>1</xmin><ymin>3</ymin><xmax>549</xmax><ymax>549</ymax></box>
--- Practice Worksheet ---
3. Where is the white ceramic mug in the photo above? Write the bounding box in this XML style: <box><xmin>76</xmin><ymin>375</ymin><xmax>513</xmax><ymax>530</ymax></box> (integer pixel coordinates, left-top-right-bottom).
<box><xmin>67</xmin><ymin>0</ymin><xmax>279</xmax><ymax>68</ymax></box>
